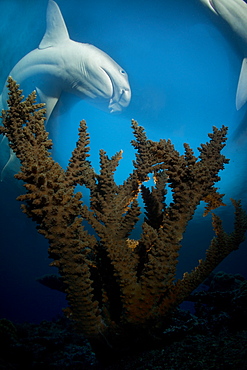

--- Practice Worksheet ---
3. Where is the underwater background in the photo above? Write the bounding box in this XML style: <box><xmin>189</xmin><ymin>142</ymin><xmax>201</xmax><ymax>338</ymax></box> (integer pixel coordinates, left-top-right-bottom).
<box><xmin>0</xmin><ymin>0</ymin><xmax>246</xmax><ymax>324</ymax></box>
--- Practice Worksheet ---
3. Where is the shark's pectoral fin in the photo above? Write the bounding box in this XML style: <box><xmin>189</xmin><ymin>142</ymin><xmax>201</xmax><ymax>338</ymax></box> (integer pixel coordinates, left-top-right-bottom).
<box><xmin>36</xmin><ymin>87</ymin><xmax>61</xmax><ymax>121</ymax></box>
<box><xmin>236</xmin><ymin>58</ymin><xmax>247</xmax><ymax>110</ymax></box>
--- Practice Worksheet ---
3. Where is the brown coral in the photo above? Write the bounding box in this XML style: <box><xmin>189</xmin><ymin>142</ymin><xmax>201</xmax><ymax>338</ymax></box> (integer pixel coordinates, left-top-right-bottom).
<box><xmin>1</xmin><ymin>77</ymin><xmax>247</xmax><ymax>345</ymax></box>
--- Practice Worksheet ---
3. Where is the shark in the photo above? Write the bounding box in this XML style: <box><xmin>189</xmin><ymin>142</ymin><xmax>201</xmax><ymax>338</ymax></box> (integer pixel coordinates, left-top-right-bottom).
<box><xmin>199</xmin><ymin>0</ymin><xmax>247</xmax><ymax>110</ymax></box>
<box><xmin>0</xmin><ymin>0</ymin><xmax>131</xmax><ymax>180</ymax></box>
<box><xmin>0</xmin><ymin>0</ymin><xmax>131</xmax><ymax>117</ymax></box>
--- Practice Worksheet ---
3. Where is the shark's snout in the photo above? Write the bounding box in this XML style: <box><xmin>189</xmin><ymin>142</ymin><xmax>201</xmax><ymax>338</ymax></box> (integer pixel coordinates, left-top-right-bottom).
<box><xmin>119</xmin><ymin>88</ymin><xmax>131</xmax><ymax>107</ymax></box>
<box><xmin>109</xmin><ymin>88</ymin><xmax>131</xmax><ymax>113</ymax></box>
<box><xmin>100</xmin><ymin>64</ymin><xmax>131</xmax><ymax>113</ymax></box>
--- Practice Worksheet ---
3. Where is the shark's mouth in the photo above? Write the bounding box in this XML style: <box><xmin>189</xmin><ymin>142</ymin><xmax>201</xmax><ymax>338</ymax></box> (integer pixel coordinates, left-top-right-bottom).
<box><xmin>108</xmin><ymin>89</ymin><xmax>131</xmax><ymax>113</ymax></box>
<box><xmin>101</xmin><ymin>67</ymin><xmax>131</xmax><ymax>113</ymax></box>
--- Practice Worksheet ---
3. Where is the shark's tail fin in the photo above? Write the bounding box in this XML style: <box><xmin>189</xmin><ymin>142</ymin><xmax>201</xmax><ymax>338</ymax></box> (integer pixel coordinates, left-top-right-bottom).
<box><xmin>236</xmin><ymin>58</ymin><xmax>247</xmax><ymax>110</ymax></box>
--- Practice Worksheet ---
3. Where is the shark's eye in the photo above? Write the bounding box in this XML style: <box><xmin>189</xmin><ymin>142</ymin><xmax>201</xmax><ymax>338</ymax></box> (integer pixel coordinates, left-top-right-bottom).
<box><xmin>120</xmin><ymin>69</ymin><xmax>126</xmax><ymax>75</ymax></box>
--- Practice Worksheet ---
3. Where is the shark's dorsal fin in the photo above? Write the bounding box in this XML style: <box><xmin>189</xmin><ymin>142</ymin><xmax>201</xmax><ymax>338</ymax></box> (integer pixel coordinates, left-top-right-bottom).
<box><xmin>39</xmin><ymin>0</ymin><xmax>70</xmax><ymax>49</ymax></box>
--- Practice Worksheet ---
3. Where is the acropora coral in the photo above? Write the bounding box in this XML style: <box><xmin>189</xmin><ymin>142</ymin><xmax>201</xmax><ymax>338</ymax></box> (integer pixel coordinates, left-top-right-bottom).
<box><xmin>1</xmin><ymin>77</ymin><xmax>247</xmax><ymax>348</ymax></box>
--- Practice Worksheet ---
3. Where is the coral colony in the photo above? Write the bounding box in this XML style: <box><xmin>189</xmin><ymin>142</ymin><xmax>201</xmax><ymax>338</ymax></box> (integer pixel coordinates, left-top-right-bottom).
<box><xmin>1</xmin><ymin>78</ymin><xmax>247</xmax><ymax>349</ymax></box>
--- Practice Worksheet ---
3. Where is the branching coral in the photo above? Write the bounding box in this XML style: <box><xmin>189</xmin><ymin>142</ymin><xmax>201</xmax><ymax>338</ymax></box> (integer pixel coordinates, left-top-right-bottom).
<box><xmin>1</xmin><ymin>77</ymin><xmax>247</xmax><ymax>345</ymax></box>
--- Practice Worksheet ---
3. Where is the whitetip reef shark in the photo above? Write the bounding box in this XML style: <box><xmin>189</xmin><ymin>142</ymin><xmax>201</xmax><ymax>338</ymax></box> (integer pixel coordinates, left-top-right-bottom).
<box><xmin>199</xmin><ymin>0</ymin><xmax>247</xmax><ymax>110</ymax></box>
<box><xmin>0</xmin><ymin>0</ymin><xmax>131</xmax><ymax>180</ymax></box>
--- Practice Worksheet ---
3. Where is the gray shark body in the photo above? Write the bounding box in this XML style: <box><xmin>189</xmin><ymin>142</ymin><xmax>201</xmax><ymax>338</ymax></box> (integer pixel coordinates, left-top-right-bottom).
<box><xmin>0</xmin><ymin>0</ymin><xmax>131</xmax><ymax>180</ymax></box>
<box><xmin>1</xmin><ymin>0</ymin><xmax>131</xmax><ymax>117</ymax></box>
<box><xmin>200</xmin><ymin>0</ymin><xmax>247</xmax><ymax>110</ymax></box>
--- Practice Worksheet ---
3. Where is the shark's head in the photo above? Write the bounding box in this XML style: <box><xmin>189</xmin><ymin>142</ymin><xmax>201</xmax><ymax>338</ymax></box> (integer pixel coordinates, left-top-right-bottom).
<box><xmin>200</xmin><ymin>0</ymin><xmax>247</xmax><ymax>33</ymax></box>
<box><xmin>100</xmin><ymin>56</ymin><xmax>131</xmax><ymax>113</ymax></box>
<box><xmin>210</xmin><ymin>0</ymin><xmax>247</xmax><ymax>40</ymax></box>
<box><xmin>68</xmin><ymin>43</ymin><xmax>131</xmax><ymax>113</ymax></box>
<box><xmin>199</xmin><ymin>0</ymin><xmax>247</xmax><ymax>110</ymax></box>
<box><xmin>105</xmin><ymin>67</ymin><xmax>131</xmax><ymax>114</ymax></box>
<box><xmin>199</xmin><ymin>0</ymin><xmax>247</xmax><ymax>46</ymax></box>
<box><xmin>36</xmin><ymin>0</ymin><xmax>131</xmax><ymax>115</ymax></box>
<box><xmin>199</xmin><ymin>0</ymin><xmax>218</xmax><ymax>14</ymax></box>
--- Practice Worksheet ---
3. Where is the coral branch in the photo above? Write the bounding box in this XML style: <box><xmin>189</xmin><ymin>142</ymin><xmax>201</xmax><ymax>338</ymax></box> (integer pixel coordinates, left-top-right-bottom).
<box><xmin>1</xmin><ymin>77</ymin><xmax>247</xmax><ymax>345</ymax></box>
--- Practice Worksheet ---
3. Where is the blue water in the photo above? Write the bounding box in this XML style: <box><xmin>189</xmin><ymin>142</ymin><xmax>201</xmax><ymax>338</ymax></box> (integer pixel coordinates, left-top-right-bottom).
<box><xmin>0</xmin><ymin>0</ymin><xmax>247</xmax><ymax>324</ymax></box>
